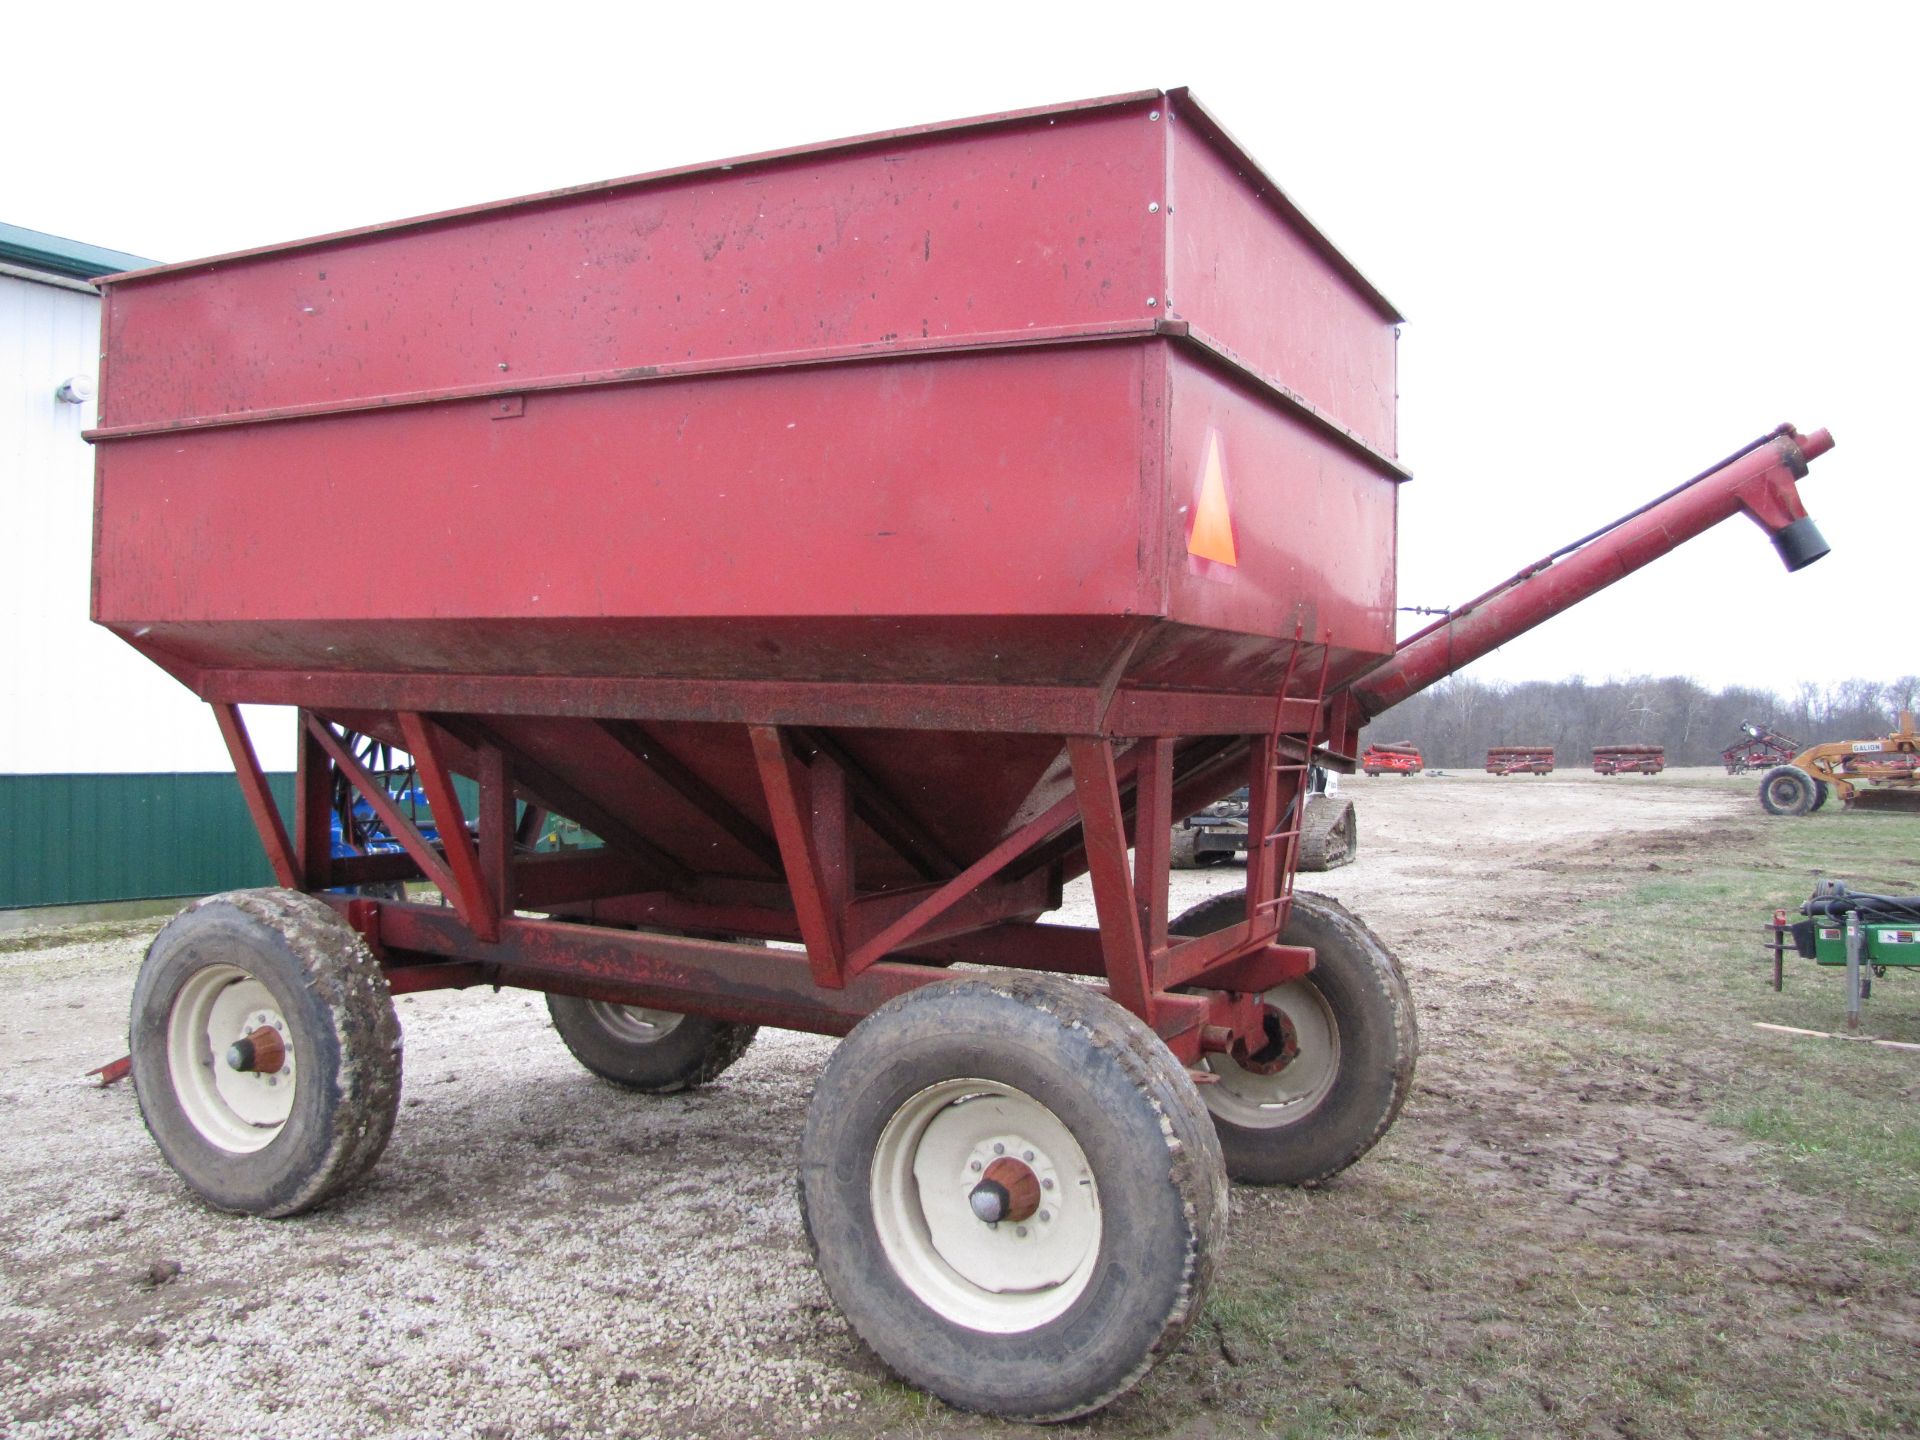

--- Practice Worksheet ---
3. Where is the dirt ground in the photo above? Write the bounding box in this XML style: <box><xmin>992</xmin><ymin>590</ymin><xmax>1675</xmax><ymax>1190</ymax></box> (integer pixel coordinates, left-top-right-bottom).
<box><xmin>2</xmin><ymin>768</ymin><xmax>1912</xmax><ymax>1438</ymax></box>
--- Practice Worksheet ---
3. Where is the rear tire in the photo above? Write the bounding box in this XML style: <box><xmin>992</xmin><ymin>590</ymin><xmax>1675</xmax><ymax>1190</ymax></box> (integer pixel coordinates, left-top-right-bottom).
<box><xmin>548</xmin><ymin>995</ymin><xmax>757</xmax><ymax>1093</ymax></box>
<box><xmin>130</xmin><ymin>889</ymin><xmax>402</xmax><ymax>1217</ymax></box>
<box><xmin>798</xmin><ymin>975</ymin><xmax>1226</xmax><ymax>1421</ymax></box>
<box><xmin>1171</xmin><ymin>889</ymin><xmax>1416</xmax><ymax>1186</ymax></box>
<box><xmin>1759</xmin><ymin>765</ymin><xmax>1818</xmax><ymax>816</ymax></box>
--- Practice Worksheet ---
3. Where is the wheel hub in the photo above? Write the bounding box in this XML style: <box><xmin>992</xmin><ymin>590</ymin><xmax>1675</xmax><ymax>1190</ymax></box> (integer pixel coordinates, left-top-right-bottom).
<box><xmin>967</xmin><ymin>1154</ymin><xmax>1042</xmax><ymax>1224</ymax></box>
<box><xmin>1201</xmin><ymin>979</ymin><xmax>1340</xmax><ymax>1128</ymax></box>
<box><xmin>226</xmin><ymin>1023</ymin><xmax>287</xmax><ymax>1075</ymax></box>
<box><xmin>581</xmin><ymin>1001</ymin><xmax>684</xmax><ymax>1044</ymax></box>
<box><xmin>871</xmin><ymin>1082</ymin><xmax>1101</xmax><ymax>1333</ymax></box>
<box><xmin>1229</xmin><ymin>1007</ymin><xmax>1301</xmax><ymax>1076</ymax></box>
<box><xmin>167</xmin><ymin>967</ymin><xmax>297</xmax><ymax>1153</ymax></box>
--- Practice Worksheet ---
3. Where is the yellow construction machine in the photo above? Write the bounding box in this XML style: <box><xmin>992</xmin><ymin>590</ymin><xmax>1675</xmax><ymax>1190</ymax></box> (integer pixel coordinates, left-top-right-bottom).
<box><xmin>1757</xmin><ymin>711</ymin><xmax>1920</xmax><ymax>814</ymax></box>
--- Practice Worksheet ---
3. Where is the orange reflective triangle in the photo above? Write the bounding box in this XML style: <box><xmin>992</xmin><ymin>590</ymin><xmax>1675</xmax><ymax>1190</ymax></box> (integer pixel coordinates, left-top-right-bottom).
<box><xmin>1188</xmin><ymin>432</ymin><xmax>1237</xmax><ymax>566</ymax></box>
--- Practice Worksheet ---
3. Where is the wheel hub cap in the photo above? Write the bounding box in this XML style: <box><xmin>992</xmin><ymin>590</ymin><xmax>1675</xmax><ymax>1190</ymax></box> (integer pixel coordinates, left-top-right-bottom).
<box><xmin>967</xmin><ymin>1155</ymin><xmax>1041</xmax><ymax>1224</ymax></box>
<box><xmin>1229</xmin><ymin>1007</ymin><xmax>1302</xmax><ymax>1076</ymax></box>
<box><xmin>167</xmin><ymin>966</ymin><xmax>296</xmax><ymax>1153</ymax></box>
<box><xmin>871</xmin><ymin>1081</ymin><xmax>1101</xmax><ymax>1333</ymax></box>
<box><xmin>1201</xmin><ymin>979</ymin><xmax>1340</xmax><ymax>1129</ymax></box>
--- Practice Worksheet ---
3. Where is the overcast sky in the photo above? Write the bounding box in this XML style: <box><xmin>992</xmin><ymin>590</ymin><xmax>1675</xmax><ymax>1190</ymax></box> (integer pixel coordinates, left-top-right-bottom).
<box><xmin>9</xmin><ymin>1</ymin><xmax>1912</xmax><ymax>694</ymax></box>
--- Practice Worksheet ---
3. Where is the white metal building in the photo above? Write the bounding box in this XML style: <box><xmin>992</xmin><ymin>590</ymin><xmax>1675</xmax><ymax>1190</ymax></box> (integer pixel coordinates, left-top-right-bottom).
<box><xmin>3</xmin><ymin>224</ymin><xmax>294</xmax><ymax>907</ymax></box>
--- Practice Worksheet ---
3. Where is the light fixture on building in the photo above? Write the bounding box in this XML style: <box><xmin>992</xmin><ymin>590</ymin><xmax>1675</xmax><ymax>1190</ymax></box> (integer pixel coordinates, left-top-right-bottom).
<box><xmin>56</xmin><ymin>375</ymin><xmax>94</xmax><ymax>405</ymax></box>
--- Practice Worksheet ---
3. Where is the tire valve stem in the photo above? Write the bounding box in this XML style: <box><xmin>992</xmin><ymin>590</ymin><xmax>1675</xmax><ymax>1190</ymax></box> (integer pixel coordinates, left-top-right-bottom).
<box><xmin>968</xmin><ymin>1157</ymin><xmax>1041</xmax><ymax>1225</ymax></box>
<box><xmin>226</xmin><ymin>1025</ymin><xmax>287</xmax><ymax>1075</ymax></box>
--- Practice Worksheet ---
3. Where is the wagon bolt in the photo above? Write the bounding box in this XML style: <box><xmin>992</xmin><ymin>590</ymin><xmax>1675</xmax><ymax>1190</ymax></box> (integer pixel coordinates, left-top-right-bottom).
<box><xmin>1149</xmin><ymin>110</ymin><xmax>1161</xmax><ymax>120</ymax></box>
<box><xmin>1146</xmin><ymin>297</ymin><xmax>1158</xmax><ymax>307</ymax></box>
<box><xmin>1042</xmin><ymin>1178</ymin><xmax>1054</xmax><ymax>1190</ymax></box>
<box><xmin>1040</xmin><ymin>1210</ymin><xmax>1051</xmax><ymax>1222</ymax></box>
<box><xmin>970</xmin><ymin>1160</ymin><xmax>982</xmax><ymax>1173</ymax></box>
<box><xmin>1016</xmin><ymin>1226</ymin><xmax>1028</xmax><ymax>1237</ymax></box>
<box><xmin>968</xmin><ymin>1157</ymin><xmax>1041</xmax><ymax>1225</ymax></box>
<box><xmin>1022</xmin><ymin>1150</ymin><xmax>1034</xmax><ymax>1162</ymax></box>
<box><xmin>226</xmin><ymin>1025</ymin><xmax>286</xmax><ymax>1075</ymax></box>
<box><xmin>993</xmin><ymin>1143</ymin><xmax>1005</xmax><ymax>1156</ymax></box>
<box><xmin>1148</xmin><ymin>202</ymin><xmax>1160</xmax><ymax>213</ymax></box>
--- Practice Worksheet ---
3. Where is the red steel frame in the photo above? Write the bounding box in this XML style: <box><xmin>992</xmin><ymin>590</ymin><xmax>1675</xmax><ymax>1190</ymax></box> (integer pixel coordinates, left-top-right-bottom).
<box><xmin>215</xmin><ymin>693</ymin><xmax>1333</xmax><ymax>1065</ymax></box>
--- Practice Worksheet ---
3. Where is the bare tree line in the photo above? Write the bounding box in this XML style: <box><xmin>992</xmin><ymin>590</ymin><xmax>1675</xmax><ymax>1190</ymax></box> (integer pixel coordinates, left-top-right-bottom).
<box><xmin>1361</xmin><ymin>675</ymin><xmax>1920</xmax><ymax>769</ymax></box>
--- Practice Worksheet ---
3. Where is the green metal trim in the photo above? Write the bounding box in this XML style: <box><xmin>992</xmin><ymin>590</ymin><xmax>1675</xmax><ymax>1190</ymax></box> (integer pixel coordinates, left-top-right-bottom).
<box><xmin>0</xmin><ymin>222</ymin><xmax>155</xmax><ymax>281</ymax></box>
<box><xmin>1</xmin><ymin>772</ymin><xmax>291</xmax><ymax>909</ymax></box>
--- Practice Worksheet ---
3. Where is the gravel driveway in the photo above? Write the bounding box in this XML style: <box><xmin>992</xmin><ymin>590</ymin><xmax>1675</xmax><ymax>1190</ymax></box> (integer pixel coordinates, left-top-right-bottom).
<box><xmin>1</xmin><ymin>770</ymin><xmax>1750</xmax><ymax>1439</ymax></box>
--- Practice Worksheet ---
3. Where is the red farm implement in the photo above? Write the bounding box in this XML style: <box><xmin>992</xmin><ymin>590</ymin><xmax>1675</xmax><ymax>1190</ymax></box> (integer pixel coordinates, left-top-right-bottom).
<box><xmin>1361</xmin><ymin>741</ymin><xmax>1423</xmax><ymax>776</ymax></box>
<box><xmin>1593</xmin><ymin>744</ymin><xmax>1665</xmax><ymax>776</ymax></box>
<box><xmin>1722</xmin><ymin>720</ymin><xmax>1801</xmax><ymax>774</ymax></box>
<box><xmin>86</xmin><ymin>89</ymin><xmax>1836</xmax><ymax>1420</ymax></box>
<box><xmin>1487</xmin><ymin>746</ymin><xmax>1557</xmax><ymax>776</ymax></box>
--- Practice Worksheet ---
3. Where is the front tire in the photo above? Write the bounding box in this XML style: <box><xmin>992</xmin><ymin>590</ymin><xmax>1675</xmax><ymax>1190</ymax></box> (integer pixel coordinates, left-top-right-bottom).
<box><xmin>798</xmin><ymin>975</ymin><xmax>1226</xmax><ymax>1421</ymax></box>
<box><xmin>1172</xmin><ymin>889</ymin><xmax>1416</xmax><ymax>1186</ymax></box>
<box><xmin>1759</xmin><ymin>764</ymin><xmax>1818</xmax><ymax>816</ymax></box>
<box><xmin>130</xmin><ymin>888</ymin><xmax>402</xmax><ymax>1217</ymax></box>
<box><xmin>547</xmin><ymin>995</ymin><xmax>757</xmax><ymax>1093</ymax></box>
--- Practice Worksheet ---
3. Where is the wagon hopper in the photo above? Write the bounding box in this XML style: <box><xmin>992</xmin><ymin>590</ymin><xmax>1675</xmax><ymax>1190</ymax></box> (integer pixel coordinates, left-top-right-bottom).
<box><xmin>88</xmin><ymin>89</ymin><xmax>1837</xmax><ymax>1419</ymax></box>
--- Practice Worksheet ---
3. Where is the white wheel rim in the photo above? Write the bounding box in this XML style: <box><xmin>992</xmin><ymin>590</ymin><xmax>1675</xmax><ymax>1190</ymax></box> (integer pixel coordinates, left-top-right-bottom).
<box><xmin>1201</xmin><ymin>980</ymin><xmax>1340</xmax><ymax>1129</ymax></box>
<box><xmin>871</xmin><ymin>1080</ymin><xmax>1101</xmax><ymax>1334</ymax></box>
<box><xmin>167</xmin><ymin>965</ymin><xmax>296</xmax><ymax>1153</ymax></box>
<box><xmin>582</xmin><ymin>1001</ymin><xmax>684</xmax><ymax>1043</ymax></box>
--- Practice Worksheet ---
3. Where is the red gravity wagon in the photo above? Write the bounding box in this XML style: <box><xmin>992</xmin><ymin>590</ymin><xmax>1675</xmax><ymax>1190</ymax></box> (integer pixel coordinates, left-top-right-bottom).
<box><xmin>87</xmin><ymin>88</ymin><xmax>1836</xmax><ymax>1419</ymax></box>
